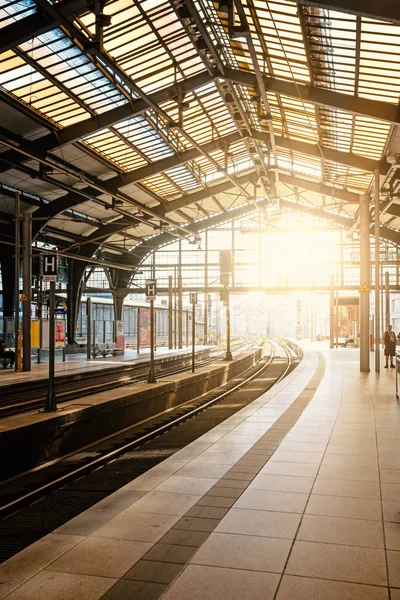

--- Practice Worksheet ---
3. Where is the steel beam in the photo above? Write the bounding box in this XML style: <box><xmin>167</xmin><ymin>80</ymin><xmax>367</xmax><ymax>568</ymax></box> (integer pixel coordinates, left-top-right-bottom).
<box><xmin>290</xmin><ymin>1</ymin><xmax>400</xmax><ymax>25</ymax></box>
<box><xmin>223</xmin><ymin>67</ymin><xmax>400</xmax><ymax>125</ymax></box>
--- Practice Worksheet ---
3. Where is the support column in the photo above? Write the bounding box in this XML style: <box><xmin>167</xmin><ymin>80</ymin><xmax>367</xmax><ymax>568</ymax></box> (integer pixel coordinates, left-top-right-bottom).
<box><xmin>67</xmin><ymin>259</ymin><xmax>86</xmax><ymax>344</ymax></box>
<box><xmin>385</xmin><ymin>271</ymin><xmax>390</xmax><ymax>327</ymax></box>
<box><xmin>14</xmin><ymin>192</ymin><xmax>21</xmax><ymax>371</ymax></box>
<box><xmin>22</xmin><ymin>212</ymin><xmax>32</xmax><ymax>371</ymax></box>
<box><xmin>113</xmin><ymin>290</ymin><xmax>125</xmax><ymax>322</ymax></box>
<box><xmin>329</xmin><ymin>273</ymin><xmax>334</xmax><ymax>349</ymax></box>
<box><xmin>178</xmin><ymin>242</ymin><xmax>183</xmax><ymax>349</ymax></box>
<box><xmin>374</xmin><ymin>170</ymin><xmax>380</xmax><ymax>373</ymax></box>
<box><xmin>168</xmin><ymin>275</ymin><xmax>173</xmax><ymax>349</ymax></box>
<box><xmin>335</xmin><ymin>265</ymin><xmax>339</xmax><ymax>349</ymax></box>
<box><xmin>360</xmin><ymin>192</ymin><xmax>371</xmax><ymax>372</ymax></box>
<box><xmin>204</xmin><ymin>230</ymin><xmax>208</xmax><ymax>345</ymax></box>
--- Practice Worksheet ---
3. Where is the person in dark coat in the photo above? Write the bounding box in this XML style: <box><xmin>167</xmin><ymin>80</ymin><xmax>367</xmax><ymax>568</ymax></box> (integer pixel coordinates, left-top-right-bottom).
<box><xmin>382</xmin><ymin>325</ymin><xmax>396</xmax><ymax>368</ymax></box>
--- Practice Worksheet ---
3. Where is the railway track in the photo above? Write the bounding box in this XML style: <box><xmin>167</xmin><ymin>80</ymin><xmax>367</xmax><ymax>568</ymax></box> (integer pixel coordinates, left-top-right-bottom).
<box><xmin>0</xmin><ymin>340</ymin><xmax>250</xmax><ymax>419</ymax></box>
<box><xmin>0</xmin><ymin>339</ymin><xmax>300</xmax><ymax>563</ymax></box>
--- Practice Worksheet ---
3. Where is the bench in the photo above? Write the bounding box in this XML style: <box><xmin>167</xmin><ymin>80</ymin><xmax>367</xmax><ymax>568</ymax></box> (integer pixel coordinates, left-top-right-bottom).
<box><xmin>93</xmin><ymin>342</ymin><xmax>118</xmax><ymax>358</ymax></box>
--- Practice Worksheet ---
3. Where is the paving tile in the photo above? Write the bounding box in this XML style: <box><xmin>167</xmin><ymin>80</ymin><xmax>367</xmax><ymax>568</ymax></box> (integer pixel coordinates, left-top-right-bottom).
<box><xmin>55</xmin><ymin>490</ymin><xmax>146</xmax><ymax>536</ymax></box>
<box><xmin>0</xmin><ymin>534</ymin><xmax>83</xmax><ymax>599</ymax></box>
<box><xmin>312</xmin><ymin>477</ymin><xmax>380</xmax><ymax>499</ymax></box>
<box><xmin>216</xmin><ymin>508</ymin><xmax>301</xmax><ymax>539</ymax></box>
<box><xmin>286</xmin><ymin>540</ymin><xmax>387</xmax><ymax>586</ymax></box>
<box><xmin>388</xmin><ymin>550</ymin><xmax>400</xmax><ymax>587</ymax></box>
<box><xmin>123</xmin><ymin>559</ymin><xmax>183</xmax><ymax>584</ymax></box>
<box><xmin>213</xmin><ymin>479</ymin><xmax>248</xmax><ymax>490</ymax></box>
<box><xmin>322</xmin><ymin>454</ymin><xmax>378</xmax><ymax>468</ymax></box>
<box><xmin>383</xmin><ymin>500</ymin><xmax>400</xmax><ymax>523</ymax></box>
<box><xmin>47</xmin><ymin>537</ymin><xmax>151</xmax><ymax>578</ymax></box>
<box><xmin>174</xmin><ymin>464</ymin><xmax>231</xmax><ymax>479</ymax></box>
<box><xmin>184</xmin><ymin>505</ymin><xmax>228</xmax><ymax>519</ymax></box>
<box><xmin>306</xmin><ymin>494</ymin><xmax>382</xmax><ymax>520</ymax></box>
<box><xmin>173</xmin><ymin>516</ymin><xmax>219</xmax><ymax>532</ymax></box>
<box><xmin>278</xmin><ymin>442</ymin><xmax>328</xmax><ymax>453</ymax></box>
<box><xmin>276</xmin><ymin>575</ymin><xmax>389</xmax><ymax>600</ymax></box>
<box><xmin>92</xmin><ymin>511</ymin><xmax>180</xmax><ymax>543</ymax></box>
<box><xmin>143</xmin><ymin>543</ymin><xmax>198</xmax><ymax>564</ymax></box>
<box><xmin>380</xmin><ymin>483</ymin><xmax>400</xmax><ymax>501</ymax></box>
<box><xmin>250</xmin><ymin>473</ymin><xmax>314</xmax><ymax>493</ymax></box>
<box><xmin>101</xmin><ymin>579</ymin><xmax>166</xmax><ymax>600</ymax></box>
<box><xmin>318</xmin><ymin>464</ymin><xmax>379</xmax><ymax>482</ymax></box>
<box><xmin>297</xmin><ymin>514</ymin><xmax>384</xmax><ymax>548</ymax></box>
<box><xmin>196</xmin><ymin>495</ymin><xmax>236</xmax><ymax>508</ymax></box>
<box><xmin>153</xmin><ymin>475</ymin><xmax>217</xmax><ymax>496</ymax></box>
<box><xmin>161</xmin><ymin>564</ymin><xmax>280</xmax><ymax>600</ymax></box>
<box><xmin>203</xmin><ymin>487</ymin><xmax>243</xmax><ymax>499</ymax></box>
<box><xmin>380</xmin><ymin>470</ymin><xmax>400</xmax><ymax>484</ymax></box>
<box><xmin>385</xmin><ymin>522</ymin><xmax>400</xmax><ymax>551</ymax></box>
<box><xmin>234</xmin><ymin>488</ymin><xmax>308</xmax><ymax>513</ymax></box>
<box><xmin>159</xmin><ymin>529</ymin><xmax>210</xmax><ymax>547</ymax></box>
<box><xmin>191</xmin><ymin>532</ymin><xmax>291</xmax><ymax>572</ymax></box>
<box><xmin>260</xmin><ymin>461</ymin><xmax>319</xmax><ymax>478</ymax></box>
<box><xmin>123</xmin><ymin>491</ymin><xmax>200</xmax><ymax>517</ymax></box>
<box><xmin>270</xmin><ymin>450</ymin><xmax>324</xmax><ymax>464</ymax></box>
<box><xmin>4</xmin><ymin>571</ymin><xmax>116</xmax><ymax>600</ymax></box>
<box><xmin>391</xmin><ymin>589</ymin><xmax>400</xmax><ymax>600</ymax></box>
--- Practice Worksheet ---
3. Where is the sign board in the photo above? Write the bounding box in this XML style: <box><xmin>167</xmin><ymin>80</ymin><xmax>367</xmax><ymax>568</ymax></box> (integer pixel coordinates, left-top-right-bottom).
<box><xmin>359</xmin><ymin>282</ymin><xmax>371</xmax><ymax>293</ymax></box>
<box><xmin>146</xmin><ymin>279</ymin><xmax>157</xmax><ymax>301</ymax></box>
<box><xmin>42</xmin><ymin>255</ymin><xmax>57</xmax><ymax>282</ymax></box>
<box><xmin>31</xmin><ymin>320</ymin><xmax>40</xmax><ymax>348</ymax></box>
<box><xmin>55</xmin><ymin>321</ymin><xmax>65</xmax><ymax>347</ymax></box>
<box><xmin>115</xmin><ymin>320</ymin><xmax>125</xmax><ymax>349</ymax></box>
<box><xmin>139</xmin><ymin>308</ymin><xmax>151</xmax><ymax>347</ymax></box>
<box><xmin>190</xmin><ymin>292</ymin><xmax>198</xmax><ymax>304</ymax></box>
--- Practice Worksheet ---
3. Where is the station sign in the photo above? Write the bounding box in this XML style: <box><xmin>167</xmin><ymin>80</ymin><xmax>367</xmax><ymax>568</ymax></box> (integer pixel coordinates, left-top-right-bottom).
<box><xmin>42</xmin><ymin>255</ymin><xmax>58</xmax><ymax>282</ymax></box>
<box><xmin>190</xmin><ymin>292</ymin><xmax>198</xmax><ymax>304</ymax></box>
<box><xmin>146</xmin><ymin>279</ymin><xmax>157</xmax><ymax>301</ymax></box>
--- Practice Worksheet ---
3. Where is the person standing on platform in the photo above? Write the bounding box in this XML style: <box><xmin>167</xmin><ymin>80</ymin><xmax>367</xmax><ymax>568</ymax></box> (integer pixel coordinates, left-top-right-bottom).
<box><xmin>382</xmin><ymin>325</ymin><xmax>396</xmax><ymax>368</ymax></box>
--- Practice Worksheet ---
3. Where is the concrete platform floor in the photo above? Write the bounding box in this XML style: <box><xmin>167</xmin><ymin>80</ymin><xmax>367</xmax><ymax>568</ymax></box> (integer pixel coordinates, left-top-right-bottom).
<box><xmin>0</xmin><ymin>345</ymin><xmax>213</xmax><ymax>387</ymax></box>
<box><xmin>1</xmin><ymin>345</ymin><xmax>399</xmax><ymax>600</ymax></box>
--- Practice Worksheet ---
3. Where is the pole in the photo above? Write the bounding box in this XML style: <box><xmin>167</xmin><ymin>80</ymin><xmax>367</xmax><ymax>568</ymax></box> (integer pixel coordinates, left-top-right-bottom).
<box><xmin>335</xmin><ymin>265</ymin><xmax>339</xmax><ymax>348</ymax></box>
<box><xmin>137</xmin><ymin>307</ymin><xmax>140</xmax><ymax>354</ymax></box>
<box><xmin>168</xmin><ymin>275</ymin><xmax>173</xmax><ymax>349</ymax></box>
<box><xmin>86</xmin><ymin>297</ymin><xmax>92</xmax><ymax>360</ymax></box>
<box><xmin>148</xmin><ymin>299</ymin><xmax>156</xmax><ymax>383</ymax></box>
<box><xmin>329</xmin><ymin>273</ymin><xmax>334</xmax><ymax>349</ymax></box>
<box><xmin>186</xmin><ymin>310</ymin><xmax>189</xmax><ymax>347</ymax></box>
<box><xmin>374</xmin><ymin>170</ymin><xmax>380</xmax><ymax>373</ymax></box>
<box><xmin>45</xmin><ymin>281</ymin><xmax>56</xmax><ymax>411</ymax></box>
<box><xmin>178</xmin><ymin>273</ymin><xmax>183</xmax><ymax>349</ymax></box>
<box><xmin>385</xmin><ymin>271</ymin><xmax>390</xmax><ymax>328</ymax></box>
<box><xmin>14</xmin><ymin>191</ymin><xmax>21</xmax><ymax>371</ymax></box>
<box><xmin>22</xmin><ymin>212</ymin><xmax>32</xmax><ymax>371</ymax></box>
<box><xmin>204</xmin><ymin>230</ymin><xmax>208</xmax><ymax>345</ymax></box>
<box><xmin>192</xmin><ymin>301</ymin><xmax>195</xmax><ymax>372</ymax></box>
<box><xmin>225</xmin><ymin>289</ymin><xmax>233</xmax><ymax>361</ymax></box>
<box><xmin>360</xmin><ymin>192</ymin><xmax>371</xmax><ymax>372</ymax></box>
<box><xmin>174</xmin><ymin>266</ymin><xmax>177</xmax><ymax>349</ymax></box>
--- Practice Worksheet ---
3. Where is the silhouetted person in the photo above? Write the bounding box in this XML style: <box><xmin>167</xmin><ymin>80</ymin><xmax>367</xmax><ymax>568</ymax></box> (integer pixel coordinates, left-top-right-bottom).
<box><xmin>0</xmin><ymin>338</ymin><xmax>15</xmax><ymax>368</ymax></box>
<box><xmin>382</xmin><ymin>325</ymin><xmax>396</xmax><ymax>368</ymax></box>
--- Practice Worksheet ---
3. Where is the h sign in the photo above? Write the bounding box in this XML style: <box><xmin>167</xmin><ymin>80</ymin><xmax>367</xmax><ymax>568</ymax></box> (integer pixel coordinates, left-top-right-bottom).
<box><xmin>190</xmin><ymin>293</ymin><xmax>198</xmax><ymax>304</ymax></box>
<box><xmin>146</xmin><ymin>279</ymin><xmax>157</xmax><ymax>300</ymax></box>
<box><xmin>43</xmin><ymin>255</ymin><xmax>57</xmax><ymax>282</ymax></box>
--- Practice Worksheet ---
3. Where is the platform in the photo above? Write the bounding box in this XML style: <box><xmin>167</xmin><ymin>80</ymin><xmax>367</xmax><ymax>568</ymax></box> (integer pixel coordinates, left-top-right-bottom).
<box><xmin>1</xmin><ymin>345</ymin><xmax>399</xmax><ymax>600</ymax></box>
<box><xmin>0</xmin><ymin>345</ymin><xmax>214</xmax><ymax>387</ymax></box>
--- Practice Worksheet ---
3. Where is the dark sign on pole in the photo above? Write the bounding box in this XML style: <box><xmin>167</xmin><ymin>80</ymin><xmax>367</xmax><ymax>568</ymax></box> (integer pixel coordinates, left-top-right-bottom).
<box><xmin>190</xmin><ymin>292</ymin><xmax>198</xmax><ymax>304</ymax></box>
<box><xmin>43</xmin><ymin>255</ymin><xmax>58</xmax><ymax>282</ymax></box>
<box><xmin>146</xmin><ymin>279</ymin><xmax>157</xmax><ymax>301</ymax></box>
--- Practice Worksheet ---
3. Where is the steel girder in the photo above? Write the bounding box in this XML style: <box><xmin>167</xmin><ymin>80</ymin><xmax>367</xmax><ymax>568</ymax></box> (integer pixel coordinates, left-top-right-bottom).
<box><xmin>290</xmin><ymin>1</ymin><xmax>400</xmax><ymax>25</ymax></box>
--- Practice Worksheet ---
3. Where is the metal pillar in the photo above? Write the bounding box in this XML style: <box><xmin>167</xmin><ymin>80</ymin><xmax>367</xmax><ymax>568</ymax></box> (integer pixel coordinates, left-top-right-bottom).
<box><xmin>335</xmin><ymin>265</ymin><xmax>339</xmax><ymax>349</ymax></box>
<box><xmin>225</xmin><ymin>289</ymin><xmax>233</xmax><ymax>361</ymax></box>
<box><xmin>329</xmin><ymin>273</ymin><xmax>334</xmax><ymax>349</ymax></box>
<box><xmin>385</xmin><ymin>271</ymin><xmax>390</xmax><ymax>327</ymax></box>
<box><xmin>204</xmin><ymin>230</ymin><xmax>208</xmax><ymax>345</ymax></box>
<box><xmin>186</xmin><ymin>310</ymin><xmax>189</xmax><ymax>347</ymax></box>
<box><xmin>136</xmin><ymin>307</ymin><xmax>140</xmax><ymax>354</ymax></box>
<box><xmin>44</xmin><ymin>281</ymin><xmax>56</xmax><ymax>411</ymax></box>
<box><xmin>86</xmin><ymin>297</ymin><xmax>92</xmax><ymax>360</ymax></box>
<box><xmin>168</xmin><ymin>275</ymin><xmax>173</xmax><ymax>349</ymax></box>
<box><xmin>191</xmin><ymin>303</ymin><xmax>196</xmax><ymax>372</ymax></box>
<box><xmin>14</xmin><ymin>192</ymin><xmax>21</xmax><ymax>372</ymax></box>
<box><xmin>178</xmin><ymin>274</ymin><xmax>183</xmax><ymax>349</ymax></box>
<box><xmin>173</xmin><ymin>266</ymin><xmax>177</xmax><ymax>349</ymax></box>
<box><xmin>374</xmin><ymin>170</ymin><xmax>380</xmax><ymax>373</ymax></box>
<box><xmin>148</xmin><ymin>299</ymin><xmax>156</xmax><ymax>383</ymax></box>
<box><xmin>360</xmin><ymin>192</ymin><xmax>371</xmax><ymax>372</ymax></box>
<box><xmin>22</xmin><ymin>211</ymin><xmax>32</xmax><ymax>371</ymax></box>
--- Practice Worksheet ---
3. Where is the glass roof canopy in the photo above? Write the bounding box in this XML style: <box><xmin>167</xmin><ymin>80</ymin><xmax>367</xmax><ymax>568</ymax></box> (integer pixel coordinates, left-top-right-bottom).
<box><xmin>0</xmin><ymin>0</ymin><xmax>400</xmax><ymax>261</ymax></box>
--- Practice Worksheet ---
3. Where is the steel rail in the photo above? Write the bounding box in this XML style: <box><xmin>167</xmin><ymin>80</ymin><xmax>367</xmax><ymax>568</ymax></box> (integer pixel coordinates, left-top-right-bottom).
<box><xmin>0</xmin><ymin>339</ymin><xmax>297</xmax><ymax>517</ymax></box>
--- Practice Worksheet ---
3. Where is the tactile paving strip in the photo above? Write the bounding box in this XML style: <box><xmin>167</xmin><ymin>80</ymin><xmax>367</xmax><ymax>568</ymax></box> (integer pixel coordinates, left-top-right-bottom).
<box><xmin>100</xmin><ymin>354</ymin><xmax>325</xmax><ymax>600</ymax></box>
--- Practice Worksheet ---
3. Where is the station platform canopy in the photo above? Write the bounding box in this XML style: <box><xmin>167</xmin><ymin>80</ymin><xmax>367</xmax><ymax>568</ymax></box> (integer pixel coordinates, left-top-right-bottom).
<box><xmin>1</xmin><ymin>0</ymin><xmax>400</xmax><ymax>268</ymax></box>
